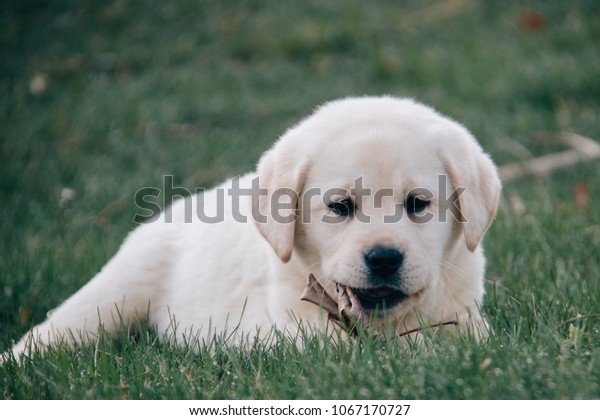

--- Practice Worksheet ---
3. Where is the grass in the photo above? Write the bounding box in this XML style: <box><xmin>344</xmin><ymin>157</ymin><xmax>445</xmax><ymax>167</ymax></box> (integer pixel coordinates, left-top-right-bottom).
<box><xmin>1</xmin><ymin>0</ymin><xmax>599</xmax><ymax>399</ymax></box>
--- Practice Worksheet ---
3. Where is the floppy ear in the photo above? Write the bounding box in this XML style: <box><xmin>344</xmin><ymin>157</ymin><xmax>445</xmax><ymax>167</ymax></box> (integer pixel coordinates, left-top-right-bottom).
<box><xmin>440</xmin><ymin>131</ymin><xmax>502</xmax><ymax>252</ymax></box>
<box><xmin>254</xmin><ymin>139</ymin><xmax>310</xmax><ymax>263</ymax></box>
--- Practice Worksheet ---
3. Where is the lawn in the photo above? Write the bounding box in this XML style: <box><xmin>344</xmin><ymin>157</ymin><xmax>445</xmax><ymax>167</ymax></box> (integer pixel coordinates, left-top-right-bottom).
<box><xmin>1</xmin><ymin>0</ymin><xmax>599</xmax><ymax>399</ymax></box>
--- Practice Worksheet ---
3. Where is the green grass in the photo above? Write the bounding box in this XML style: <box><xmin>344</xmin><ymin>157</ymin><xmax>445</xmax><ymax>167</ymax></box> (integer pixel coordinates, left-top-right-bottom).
<box><xmin>1</xmin><ymin>0</ymin><xmax>599</xmax><ymax>399</ymax></box>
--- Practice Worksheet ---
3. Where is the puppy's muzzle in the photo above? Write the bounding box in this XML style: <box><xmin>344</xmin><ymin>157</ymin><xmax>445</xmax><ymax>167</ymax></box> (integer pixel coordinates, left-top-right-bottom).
<box><xmin>343</xmin><ymin>246</ymin><xmax>408</xmax><ymax>313</ymax></box>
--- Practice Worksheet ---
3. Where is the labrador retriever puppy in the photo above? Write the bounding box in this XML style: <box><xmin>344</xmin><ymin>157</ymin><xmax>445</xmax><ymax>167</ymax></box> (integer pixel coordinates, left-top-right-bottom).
<box><xmin>10</xmin><ymin>96</ymin><xmax>501</xmax><ymax>358</ymax></box>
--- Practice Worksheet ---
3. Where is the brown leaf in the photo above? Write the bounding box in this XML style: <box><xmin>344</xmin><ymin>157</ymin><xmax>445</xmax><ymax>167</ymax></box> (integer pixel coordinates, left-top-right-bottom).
<box><xmin>519</xmin><ymin>11</ymin><xmax>546</xmax><ymax>32</ymax></box>
<box><xmin>575</xmin><ymin>182</ymin><xmax>589</xmax><ymax>211</ymax></box>
<box><xmin>19</xmin><ymin>306</ymin><xmax>31</xmax><ymax>324</ymax></box>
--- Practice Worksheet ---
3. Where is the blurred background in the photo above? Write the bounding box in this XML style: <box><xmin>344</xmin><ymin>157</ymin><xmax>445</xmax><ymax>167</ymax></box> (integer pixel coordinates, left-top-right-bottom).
<box><xmin>1</xmin><ymin>0</ymin><xmax>599</xmax><ymax>346</ymax></box>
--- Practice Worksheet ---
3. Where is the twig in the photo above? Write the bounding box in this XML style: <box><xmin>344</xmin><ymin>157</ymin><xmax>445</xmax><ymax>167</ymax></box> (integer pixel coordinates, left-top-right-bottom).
<box><xmin>499</xmin><ymin>132</ymin><xmax>600</xmax><ymax>182</ymax></box>
<box><xmin>557</xmin><ymin>313</ymin><xmax>600</xmax><ymax>329</ymax></box>
<box><xmin>397</xmin><ymin>320</ymin><xmax>458</xmax><ymax>337</ymax></box>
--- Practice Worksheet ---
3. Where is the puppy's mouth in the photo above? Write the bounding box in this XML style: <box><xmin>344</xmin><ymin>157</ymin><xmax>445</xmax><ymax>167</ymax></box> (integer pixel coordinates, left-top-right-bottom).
<box><xmin>349</xmin><ymin>286</ymin><xmax>408</xmax><ymax>311</ymax></box>
<box><xmin>301</xmin><ymin>274</ymin><xmax>454</xmax><ymax>337</ymax></box>
<box><xmin>336</xmin><ymin>283</ymin><xmax>409</xmax><ymax>314</ymax></box>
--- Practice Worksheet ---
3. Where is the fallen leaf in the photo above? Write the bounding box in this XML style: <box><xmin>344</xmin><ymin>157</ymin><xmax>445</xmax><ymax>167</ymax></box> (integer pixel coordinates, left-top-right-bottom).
<box><xmin>519</xmin><ymin>11</ymin><xmax>546</xmax><ymax>32</ymax></box>
<box><xmin>575</xmin><ymin>182</ymin><xmax>589</xmax><ymax>211</ymax></box>
<box><xmin>19</xmin><ymin>306</ymin><xmax>31</xmax><ymax>324</ymax></box>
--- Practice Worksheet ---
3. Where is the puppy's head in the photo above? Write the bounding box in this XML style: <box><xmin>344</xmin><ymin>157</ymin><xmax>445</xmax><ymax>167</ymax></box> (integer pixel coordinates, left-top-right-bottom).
<box><xmin>254</xmin><ymin>97</ymin><xmax>501</xmax><ymax>320</ymax></box>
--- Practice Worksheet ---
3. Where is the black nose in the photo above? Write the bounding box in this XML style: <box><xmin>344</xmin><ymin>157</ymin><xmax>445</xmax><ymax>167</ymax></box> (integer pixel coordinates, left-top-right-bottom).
<box><xmin>364</xmin><ymin>246</ymin><xmax>404</xmax><ymax>278</ymax></box>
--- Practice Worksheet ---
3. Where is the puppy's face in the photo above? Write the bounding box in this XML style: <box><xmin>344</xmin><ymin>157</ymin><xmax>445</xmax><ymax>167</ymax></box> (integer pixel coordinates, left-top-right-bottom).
<box><xmin>255</xmin><ymin>97</ymin><xmax>501</xmax><ymax>321</ymax></box>
<box><xmin>298</xmin><ymin>134</ymin><xmax>453</xmax><ymax>316</ymax></box>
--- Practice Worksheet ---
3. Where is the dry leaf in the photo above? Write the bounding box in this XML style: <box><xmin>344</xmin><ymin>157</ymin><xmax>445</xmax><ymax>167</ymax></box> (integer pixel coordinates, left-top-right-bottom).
<box><xmin>519</xmin><ymin>11</ymin><xmax>546</xmax><ymax>32</ymax></box>
<box><xmin>575</xmin><ymin>182</ymin><xmax>589</xmax><ymax>211</ymax></box>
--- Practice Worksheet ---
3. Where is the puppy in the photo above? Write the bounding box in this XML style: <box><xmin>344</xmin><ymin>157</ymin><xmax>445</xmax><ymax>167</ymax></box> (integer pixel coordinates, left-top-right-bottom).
<box><xmin>10</xmin><ymin>96</ymin><xmax>501</xmax><ymax>358</ymax></box>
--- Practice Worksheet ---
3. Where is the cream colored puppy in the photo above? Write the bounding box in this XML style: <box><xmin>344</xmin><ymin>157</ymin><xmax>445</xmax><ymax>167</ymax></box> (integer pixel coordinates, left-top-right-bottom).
<box><xmin>10</xmin><ymin>96</ymin><xmax>501</xmax><ymax>358</ymax></box>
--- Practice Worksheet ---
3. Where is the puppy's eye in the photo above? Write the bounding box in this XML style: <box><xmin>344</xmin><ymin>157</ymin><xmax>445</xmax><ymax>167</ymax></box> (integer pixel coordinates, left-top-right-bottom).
<box><xmin>405</xmin><ymin>195</ymin><xmax>430</xmax><ymax>214</ymax></box>
<box><xmin>328</xmin><ymin>198</ymin><xmax>355</xmax><ymax>217</ymax></box>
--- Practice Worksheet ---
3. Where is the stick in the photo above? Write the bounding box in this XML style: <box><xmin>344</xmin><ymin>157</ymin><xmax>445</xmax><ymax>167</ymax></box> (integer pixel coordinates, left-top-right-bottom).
<box><xmin>498</xmin><ymin>132</ymin><xmax>600</xmax><ymax>182</ymax></box>
<box><xmin>397</xmin><ymin>320</ymin><xmax>458</xmax><ymax>337</ymax></box>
